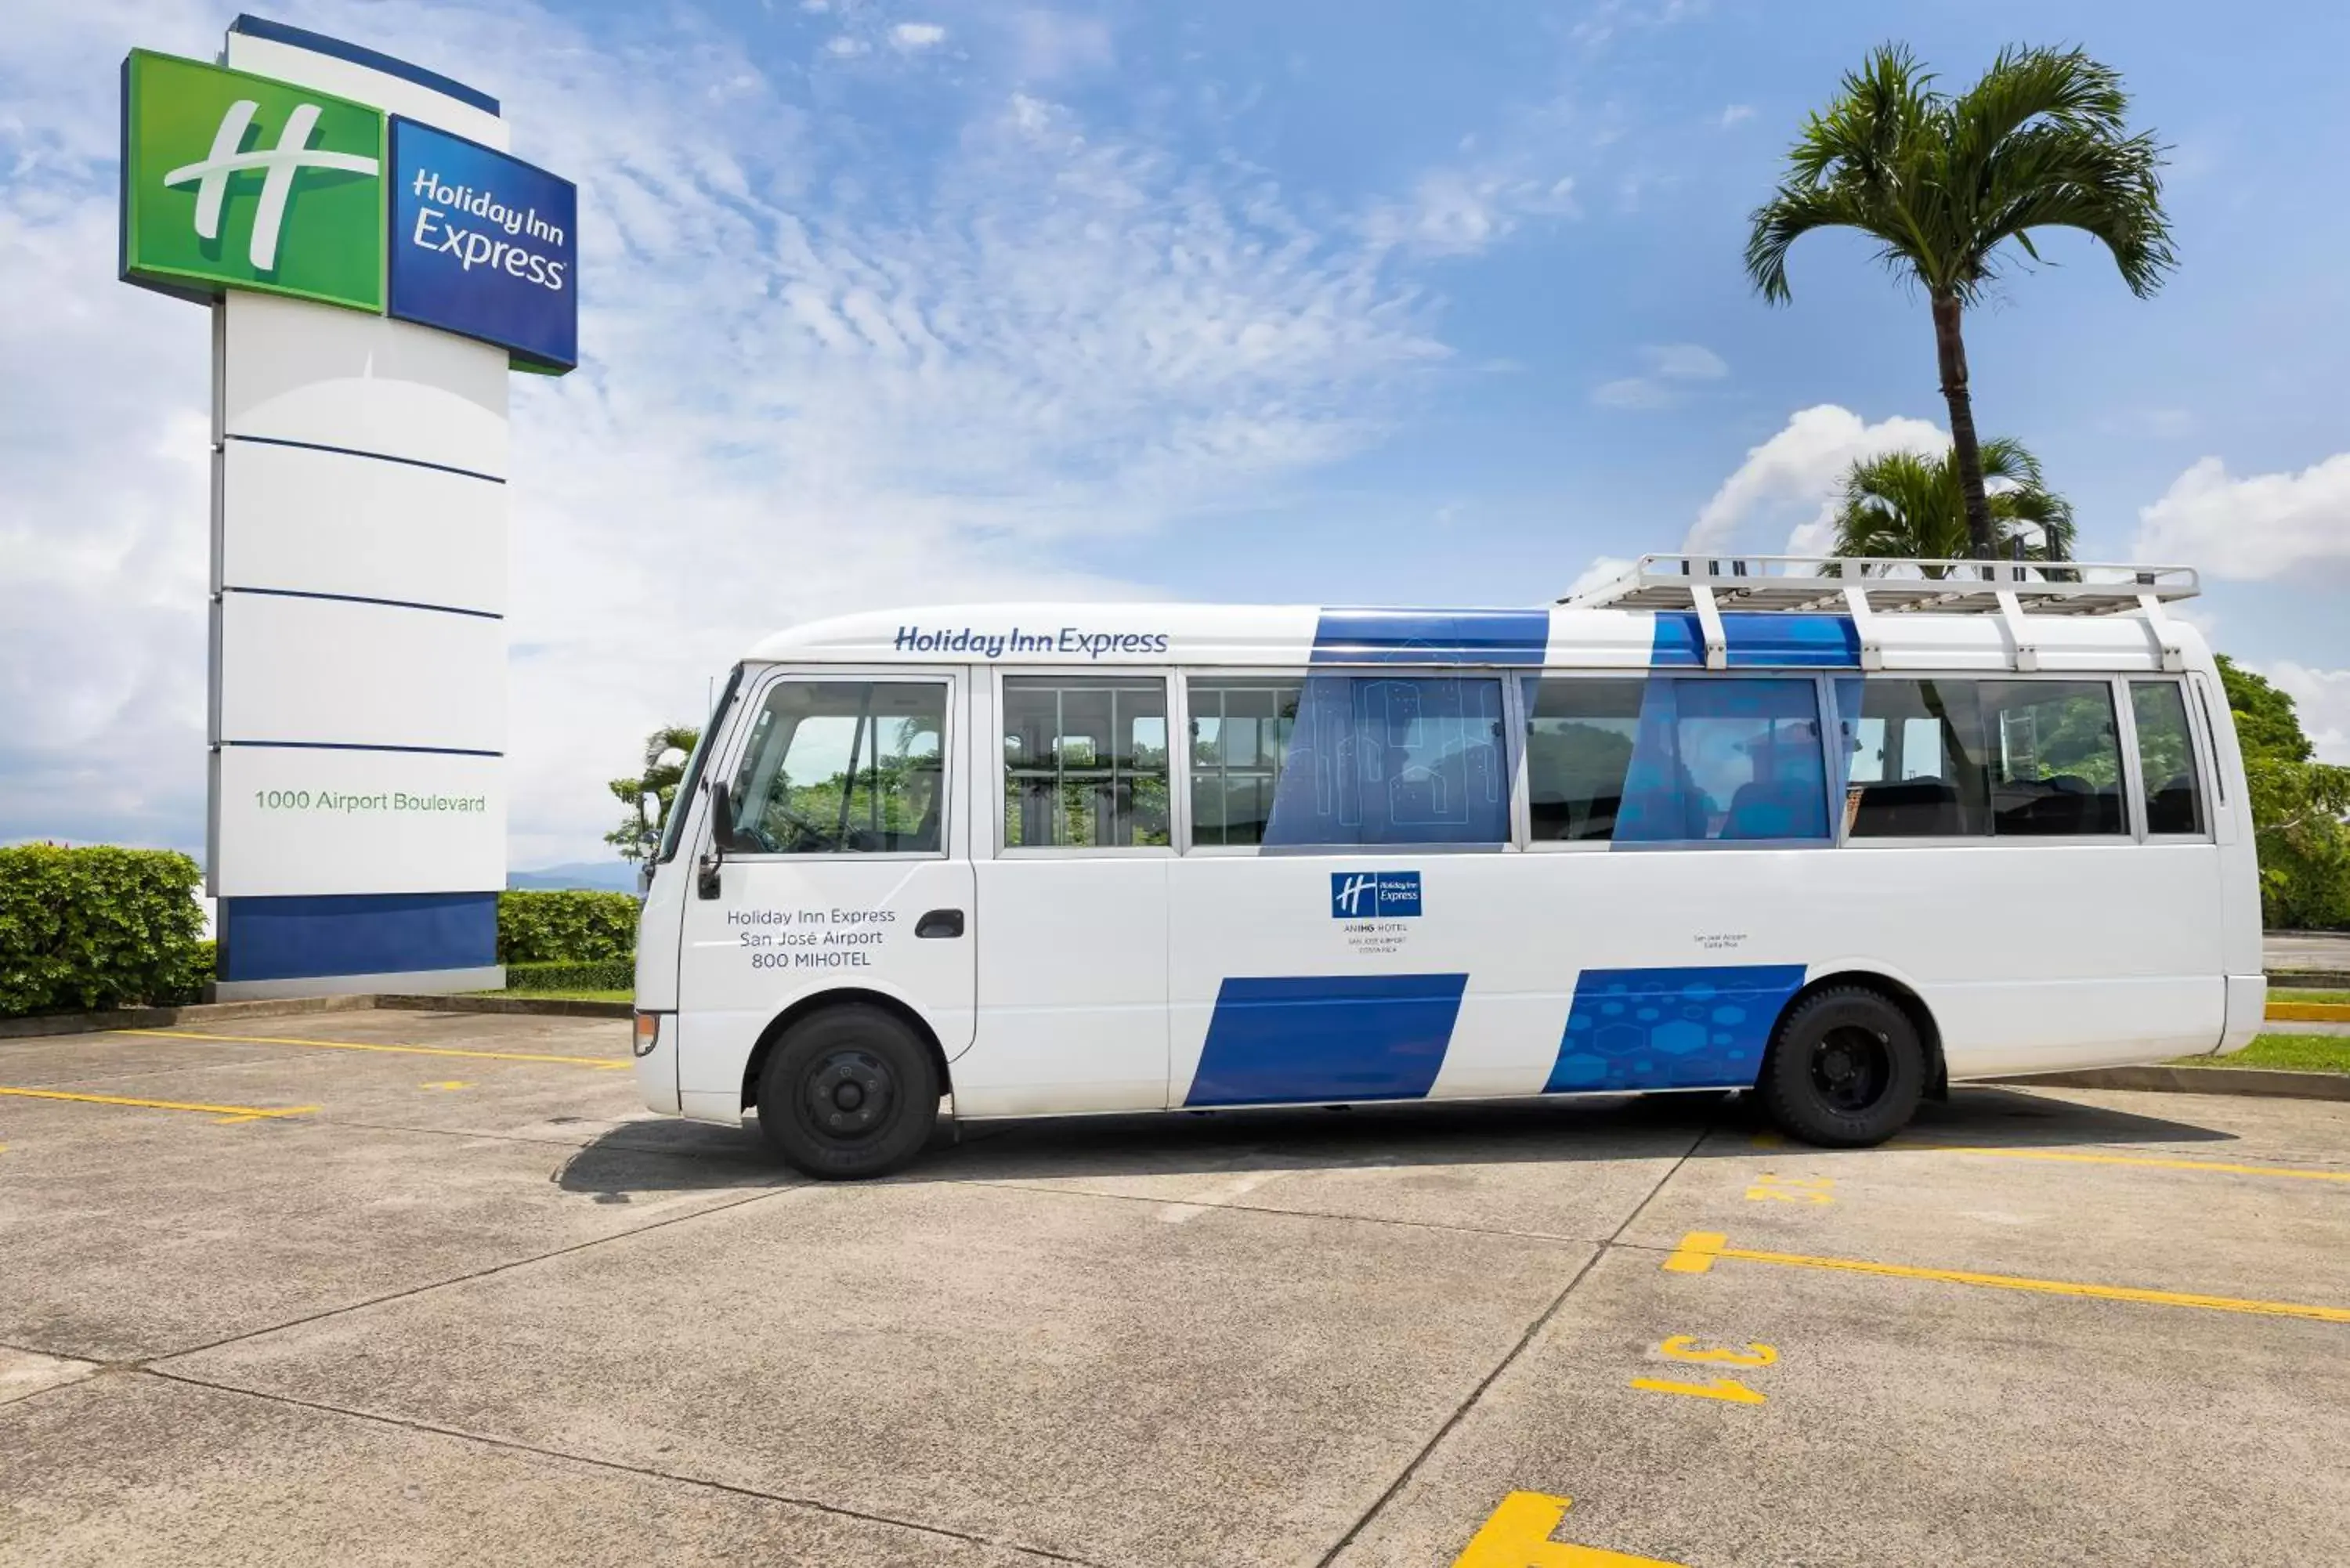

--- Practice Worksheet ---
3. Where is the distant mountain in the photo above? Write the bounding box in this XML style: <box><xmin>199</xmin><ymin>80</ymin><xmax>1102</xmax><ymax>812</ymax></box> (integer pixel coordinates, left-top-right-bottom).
<box><xmin>508</xmin><ymin>860</ymin><xmax>642</xmax><ymax>892</ymax></box>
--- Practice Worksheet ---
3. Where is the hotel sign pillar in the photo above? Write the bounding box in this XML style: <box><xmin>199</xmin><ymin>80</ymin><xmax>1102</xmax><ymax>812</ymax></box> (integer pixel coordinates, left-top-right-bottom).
<box><xmin>121</xmin><ymin>16</ymin><xmax>577</xmax><ymax>997</ymax></box>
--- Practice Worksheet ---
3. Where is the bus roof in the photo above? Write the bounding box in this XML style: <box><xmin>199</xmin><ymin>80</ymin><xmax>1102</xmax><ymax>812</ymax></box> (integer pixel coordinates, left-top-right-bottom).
<box><xmin>745</xmin><ymin>602</ymin><xmax>2207</xmax><ymax>675</ymax></box>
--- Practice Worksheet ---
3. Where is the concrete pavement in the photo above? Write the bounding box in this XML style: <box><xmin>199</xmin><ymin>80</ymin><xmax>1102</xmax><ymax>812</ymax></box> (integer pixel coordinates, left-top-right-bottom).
<box><xmin>2</xmin><ymin>1012</ymin><xmax>2346</xmax><ymax>1566</ymax></box>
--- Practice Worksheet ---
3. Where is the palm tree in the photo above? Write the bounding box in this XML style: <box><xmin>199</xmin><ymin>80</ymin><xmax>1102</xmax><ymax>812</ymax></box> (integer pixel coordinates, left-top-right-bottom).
<box><xmin>1746</xmin><ymin>45</ymin><xmax>2174</xmax><ymax>558</ymax></box>
<box><xmin>1831</xmin><ymin>439</ymin><xmax>2075</xmax><ymax>573</ymax></box>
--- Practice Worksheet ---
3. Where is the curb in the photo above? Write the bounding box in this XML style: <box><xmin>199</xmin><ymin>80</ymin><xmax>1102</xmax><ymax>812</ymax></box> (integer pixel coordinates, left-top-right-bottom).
<box><xmin>0</xmin><ymin>992</ymin><xmax>630</xmax><ymax>1041</ymax></box>
<box><xmin>376</xmin><ymin>994</ymin><xmax>634</xmax><ymax>1020</ymax></box>
<box><xmin>1989</xmin><ymin>1065</ymin><xmax>2350</xmax><ymax>1102</ymax></box>
<box><xmin>2269</xmin><ymin>969</ymin><xmax>2350</xmax><ymax>990</ymax></box>
<box><xmin>0</xmin><ymin>994</ymin><xmax>381</xmax><ymax>1042</ymax></box>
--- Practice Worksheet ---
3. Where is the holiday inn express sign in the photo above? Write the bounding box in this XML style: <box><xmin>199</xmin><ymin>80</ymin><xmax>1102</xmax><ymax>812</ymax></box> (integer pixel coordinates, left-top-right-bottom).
<box><xmin>121</xmin><ymin>43</ymin><xmax>577</xmax><ymax>370</ymax></box>
<box><xmin>120</xmin><ymin>16</ymin><xmax>577</xmax><ymax>998</ymax></box>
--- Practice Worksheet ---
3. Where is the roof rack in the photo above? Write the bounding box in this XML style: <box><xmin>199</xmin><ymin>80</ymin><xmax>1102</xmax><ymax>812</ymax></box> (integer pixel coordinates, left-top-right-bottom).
<box><xmin>1562</xmin><ymin>555</ymin><xmax>2199</xmax><ymax>674</ymax></box>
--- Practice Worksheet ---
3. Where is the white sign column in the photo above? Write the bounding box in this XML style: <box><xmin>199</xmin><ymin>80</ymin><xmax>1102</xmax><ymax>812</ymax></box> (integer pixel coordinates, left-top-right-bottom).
<box><xmin>208</xmin><ymin>23</ymin><xmax>512</xmax><ymax>998</ymax></box>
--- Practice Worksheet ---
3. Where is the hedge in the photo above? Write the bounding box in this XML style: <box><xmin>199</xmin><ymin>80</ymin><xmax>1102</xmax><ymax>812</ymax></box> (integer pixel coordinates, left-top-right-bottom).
<box><xmin>504</xmin><ymin>958</ymin><xmax>634</xmax><ymax>992</ymax></box>
<box><xmin>497</xmin><ymin>889</ymin><xmax>639</xmax><ymax>965</ymax></box>
<box><xmin>0</xmin><ymin>845</ymin><xmax>210</xmax><ymax>1017</ymax></box>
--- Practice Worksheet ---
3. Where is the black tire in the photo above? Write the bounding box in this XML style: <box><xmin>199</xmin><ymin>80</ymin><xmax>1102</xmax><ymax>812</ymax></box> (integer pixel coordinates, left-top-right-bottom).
<box><xmin>755</xmin><ymin>1005</ymin><xmax>939</xmax><ymax>1180</ymax></box>
<box><xmin>1756</xmin><ymin>987</ymin><xmax>1925</xmax><ymax>1148</ymax></box>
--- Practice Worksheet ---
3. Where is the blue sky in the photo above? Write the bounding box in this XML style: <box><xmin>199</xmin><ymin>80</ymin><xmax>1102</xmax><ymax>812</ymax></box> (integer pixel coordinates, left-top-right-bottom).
<box><xmin>4</xmin><ymin>0</ymin><xmax>2346</xmax><ymax>865</ymax></box>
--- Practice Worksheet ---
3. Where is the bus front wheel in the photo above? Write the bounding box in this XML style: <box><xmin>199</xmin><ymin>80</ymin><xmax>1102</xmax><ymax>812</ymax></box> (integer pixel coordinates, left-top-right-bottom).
<box><xmin>1756</xmin><ymin>988</ymin><xmax>1925</xmax><ymax>1148</ymax></box>
<box><xmin>756</xmin><ymin>1004</ymin><xmax>939</xmax><ymax>1179</ymax></box>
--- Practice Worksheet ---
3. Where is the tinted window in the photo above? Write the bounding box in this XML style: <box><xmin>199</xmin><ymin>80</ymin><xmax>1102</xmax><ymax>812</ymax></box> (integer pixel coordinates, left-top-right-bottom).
<box><xmin>1835</xmin><ymin>679</ymin><xmax>1991</xmax><ymax>837</ymax></box>
<box><xmin>2131</xmin><ymin>681</ymin><xmax>2207</xmax><ymax>835</ymax></box>
<box><xmin>1189</xmin><ymin>681</ymin><xmax>1300</xmax><ymax>847</ymax></box>
<box><xmin>1524</xmin><ymin>678</ymin><xmax>1643</xmax><ymax>841</ymax></box>
<box><xmin>1979</xmin><ymin>681</ymin><xmax>2125</xmax><ymax>836</ymax></box>
<box><xmin>1003</xmin><ymin>677</ymin><xmax>1170</xmax><ymax>848</ymax></box>
<box><xmin>1246</xmin><ymin>674</ymin><xmax>1509</xmax><ymax>847</ymax></box>
<box><xmin>1617</xmin><ymin>677</ymin><xmax>1830</xmax><ymax>842</ymax></box>
<box><xmin>726</xmin><ymin>681</ymin><xmax>946</xmax><ymax>854</ymax></box>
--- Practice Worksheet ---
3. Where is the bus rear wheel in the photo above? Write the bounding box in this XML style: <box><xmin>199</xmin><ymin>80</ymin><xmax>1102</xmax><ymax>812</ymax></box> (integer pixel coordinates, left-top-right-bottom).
<box><xmin>1756</xmin><ymin>987</ymin><xmax>1925</xmax><ymax>1148</ymax></box>
<box><xmin>756</xmin><ymin>1005</ymin><xmax>938</xmax><ymax>1180</ymax></box>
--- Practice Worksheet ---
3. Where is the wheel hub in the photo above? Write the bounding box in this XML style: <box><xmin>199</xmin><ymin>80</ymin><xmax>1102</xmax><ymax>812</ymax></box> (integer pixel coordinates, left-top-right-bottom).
<box><xmin>805</xmin><ymin>1050</ymin><xmax>894</xmax><ymax>1139</ymax></box>
<box><xmin>1810</xmin><ymin>1027</ymin><xmax>1889</xmax><ymax>1112</ymax></box>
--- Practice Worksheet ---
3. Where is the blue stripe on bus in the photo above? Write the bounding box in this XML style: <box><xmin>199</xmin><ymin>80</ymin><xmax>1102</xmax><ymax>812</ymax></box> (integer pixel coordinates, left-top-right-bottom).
<box><xmin>1185</xmin><ymin>973</ymin><xmax>1470</xmax><ymax>1106</ymax></box>
<box><xmin>1650</xmin><ymin>612</ymin><xmax>1860</xmax><ymax>667</ymax></box>
<box><xmin>1311</xmin><ymin>609</ymin><xmax>1550</xmax><ymax>664</ymax></box>
<box><xmin>1545</xmin><ymin>963</ymin><xmax>1807</xmax><ymax>1092</ymax></box>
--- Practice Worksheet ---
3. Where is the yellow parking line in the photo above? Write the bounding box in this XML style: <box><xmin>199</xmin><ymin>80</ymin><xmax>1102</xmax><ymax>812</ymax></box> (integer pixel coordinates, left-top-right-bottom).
<box><xmin>118</xmin><ymin>1028</ymin><xmax>629</xmax><ymax>1071</ymax></box>
<box><xmin>0</xmin><ymin>1085</ymin><xmax>315</xmax><ymax>1125</ymax></box>
<box><xmin>1661</xmin><ymin>1231</ymin><xmax>2350</xmax><ymax>1323</ymax></box>
<box><xmin>1908</xmin><ymin>1144</ymin><xmax>2350</xmax><ymax>1183</ymax></box>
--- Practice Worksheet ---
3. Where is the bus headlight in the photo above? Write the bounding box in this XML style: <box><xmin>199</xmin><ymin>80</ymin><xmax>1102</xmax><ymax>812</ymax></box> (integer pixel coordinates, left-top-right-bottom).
<box><xmin>633</xmin><ymin>1011</ymin><xmax>663</xmax><ymax>1058</ymax></box>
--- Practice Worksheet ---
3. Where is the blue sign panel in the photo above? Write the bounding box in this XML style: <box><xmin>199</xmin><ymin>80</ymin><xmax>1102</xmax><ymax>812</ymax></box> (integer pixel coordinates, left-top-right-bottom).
<box><xmin>1330</xmin><ymin>870</ymin><xmax>1423</xmax><ymax>919</ymax></box>
<box><xmin>385</xmin><ymin>116</ymin><xmax>577</xmax><ymax>372</ymax></box>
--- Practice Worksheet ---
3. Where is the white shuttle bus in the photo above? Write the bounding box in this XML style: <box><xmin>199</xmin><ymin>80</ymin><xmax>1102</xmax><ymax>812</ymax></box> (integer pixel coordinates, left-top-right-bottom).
<box><xmin>631</xmin><ymin>557</ymin><xmax>2265</xmax><ymax>1178</ymax></box>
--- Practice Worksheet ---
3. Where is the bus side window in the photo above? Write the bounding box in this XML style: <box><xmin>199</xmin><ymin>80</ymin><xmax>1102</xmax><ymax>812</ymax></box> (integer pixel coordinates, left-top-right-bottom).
<box><xmin>1256</xmin><ymin>674</ymin><xmax>1510</xmax><ymax>848</ymax></box>
<box><xmin>1838</xmin><ymin>680</ymin><xmax>1992</xmax><ymax>838</ymax></box>
<box><xmin>1978</xmin><ymin>681</ymin><xmax>2127</xmax><ymax>836</ymax></box>
<box><xmin>1188</xmin><ymin>679</ymin><xmax>1300</xmax><ymax>847</ymax></box>
<box><xmin>2131</xmin><ymin>681</ymin><xmax>2207</xmax><ymax>836</ymax></box>
<box><xmin>1614</xmin><ymin>677</ymin><xmax>1831</xmax><ymax>844</ymax></box>
<box><xmin>728</xmin><ymin>681</ymin><xmax>949</xmax><ymax>854</ymax></box>
<box><xmin>1002</xmin><ymin>677</ymin><xmax>1171</xmax><ymax>849</ymax></box>
<box><xmin>1521</xmin><ymin>677</ymin><xmax>1643</xmax><ymax>841</ymax></box>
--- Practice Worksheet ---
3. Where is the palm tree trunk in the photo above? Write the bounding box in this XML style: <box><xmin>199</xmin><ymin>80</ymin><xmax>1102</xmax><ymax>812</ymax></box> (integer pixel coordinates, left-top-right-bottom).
<box><xmin>1930</xmin><ymin>290</ymin><xmax>1997</xmax><ymax>559</ymax></box>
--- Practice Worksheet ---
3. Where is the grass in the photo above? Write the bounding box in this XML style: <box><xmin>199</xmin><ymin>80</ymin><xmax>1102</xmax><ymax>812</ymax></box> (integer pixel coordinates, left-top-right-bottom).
<box><xmin>2269</xmin><ymin>988</ymin><xmax>2350</xmax><ymax>1006</ymax></box>
<box><xmin>2171</xmin><ymin>1033</ymin><xmax>2350</xmax><ymax>1075</ymax></box>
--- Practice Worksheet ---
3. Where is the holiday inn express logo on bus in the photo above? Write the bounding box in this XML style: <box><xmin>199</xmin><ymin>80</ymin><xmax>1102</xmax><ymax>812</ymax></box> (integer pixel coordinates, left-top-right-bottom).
<box><xmin>121</xmin><ymin>50</ymin><xmax>386</xmax><ymax>312</ymax></box>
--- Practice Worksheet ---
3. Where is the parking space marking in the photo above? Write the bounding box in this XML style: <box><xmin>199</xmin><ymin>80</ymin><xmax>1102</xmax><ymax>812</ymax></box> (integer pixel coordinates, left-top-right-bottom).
<box><xmin>1745</xmin><ymin>1172</ymin><xmax>1834</xmax><ymax>1203</ymax></box>
<box><xmin>1630</xmin><ymin>1335</ymin><xmax>1777</xmax><ymax>1404</ymax></box>
<box><xmin>0</xmin><ymin>1085</ymin><xmax>316</xmax><ymax>1125</ymax></box>
<box><xmin>118</xmin><ymin>1028</ymin><xmax>631</xmax><ymax>1071</ymax></box>
<box><xmin>1454</xmin><ymin>1492</ymin><xmax>1687</xmax><ymax>1566</ymax></box>
<box><xmin>1907</xmin><ymin>1144</ymin><xmax>2350</xmax><ymax>1183</ymax></box>
<box><xmin>1660</xmin><ymin>1230</ymin><xmax>2350</xmax><ymax>1322</ymax></box>
<box><xmin>421</xmin><ymin>1080</ymin><xmax>472</xmax><ymax>1092</ymax></box>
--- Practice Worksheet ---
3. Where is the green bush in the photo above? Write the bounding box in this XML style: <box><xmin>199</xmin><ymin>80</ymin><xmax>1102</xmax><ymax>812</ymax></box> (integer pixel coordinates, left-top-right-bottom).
<box><xmin>496</xmin><ymin>889</ymin><xmax>640</xmax><ymax>964</ymax></box>
<box><xmin>0</xmin><ymin>845</ymin><xmax>211</xmax><ymax>1017</ymax></box>
<box><xmin>504</xmin><ymin>958</ymin><xmax>634</xmax><ymax>992</ymax></box>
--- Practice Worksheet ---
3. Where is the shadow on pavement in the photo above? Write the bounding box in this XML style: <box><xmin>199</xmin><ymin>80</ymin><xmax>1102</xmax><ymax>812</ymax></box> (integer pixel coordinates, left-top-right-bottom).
<box><xmin>548</xmin><ymin>1085</ymin><xmax>2238</xmax><ymax>1194</ymax></box>
<box><xmin>901</xmin><ymin>1093</ymin><xmax>1736</xmax><ymax>1185</ymax></box>
<box><xmin>553</xmin><ymin>1117</ymin><xmax>792</xmax><ymax>1202</ymax></box>
<box><xmin>1890</xmin><ymin>1085</ymin><xmax>2238</xmax><ymax>1150</ymax></box>
<box><xmin>898</xmin><ymin>1085</ymin><xmax>2239</xmax><ymax>1184</ymax></box>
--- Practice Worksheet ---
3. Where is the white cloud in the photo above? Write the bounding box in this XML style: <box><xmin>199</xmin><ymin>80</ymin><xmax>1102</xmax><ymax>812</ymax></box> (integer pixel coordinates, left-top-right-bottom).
<box><xmin>1591</xmin><ymin>341</ymin><xmax>1726</xmax><ymax>410</ymax></box>
<box><xmin>1562</xmin><ymin>555</ymin><xmax>1636</xmax><ymax>601</ymax></box>
<box><xmin>890</xmin><ymin>22</ymin><xmax>945</xmax><ymax>51</ymax></box>
<box><xmin>1686</xmin><ymin>404</ymin><xmax>1946</xmax><ymax>555</ymax></box>
<box><xmin>0</xmin><ymin>0</ymin><xmax>1450</xmax><ymax>867</ymax></box>
<box><xmin>2134</xmin><ymin>452</ymin><xmax>2350</xmax><ymax>580</ymax></box>
<box><xmin>1362</xmin><ymin>169</ymin><xmax>1578</xmax><ymax>258</ymax></box>
<box><xmin>1718</xmin><ymin>103</ymin><xmax>1753</xmax><ymax>128</ymax></box>
<box><xmin>824</xmin><ymin>34</ymin><xmax>868</xmax><ymax>56</ymax></box>
<box><xmin>1005</xmin><ymin>9</ymin><xmax>1113</xmax><ymax>81</ymax></box>
<box><xmin>2255</xmin><ymin>662</ymin><xmax>2350</xmax><ymax>765</ymax></box>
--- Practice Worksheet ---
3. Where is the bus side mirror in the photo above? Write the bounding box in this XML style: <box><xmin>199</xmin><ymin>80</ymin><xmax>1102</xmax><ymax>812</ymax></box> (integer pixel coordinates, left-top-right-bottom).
<box><xmin>698</xmin><ymin>779</ymin><xmax>737</xmax><ymax>899</ymax></box>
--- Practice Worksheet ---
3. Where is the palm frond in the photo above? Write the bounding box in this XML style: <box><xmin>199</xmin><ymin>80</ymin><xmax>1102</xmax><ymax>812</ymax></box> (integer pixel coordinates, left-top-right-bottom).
<box><xmin>1830</xmin><ymin>439</ymin><xmax>2074</xmax><ymax>565</ymax></box>
<box><xmin>1749</xmin><ymin>41</ymin><xmax>2171</xmax><ymax>305</ymax></box>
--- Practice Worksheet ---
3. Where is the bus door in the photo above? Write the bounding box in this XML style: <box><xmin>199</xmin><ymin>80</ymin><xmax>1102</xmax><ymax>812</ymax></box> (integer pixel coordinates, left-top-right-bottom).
<box><xmin>959</xmin><ymin>671</ymin><xmax>1173</xmax><ymax>1117</ymax></box>
<box><xmin>672</xmin><ymin>670</ymin><xmax>974</xmax><ymax>1123</ymax></box>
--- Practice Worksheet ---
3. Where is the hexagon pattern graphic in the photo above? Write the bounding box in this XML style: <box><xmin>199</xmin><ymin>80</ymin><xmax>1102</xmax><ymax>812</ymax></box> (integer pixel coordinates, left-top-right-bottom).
<box><xmin>1546</xmin><ymin>964</ymin><xmax>1808</xmax><ymax>1092</ymax></box>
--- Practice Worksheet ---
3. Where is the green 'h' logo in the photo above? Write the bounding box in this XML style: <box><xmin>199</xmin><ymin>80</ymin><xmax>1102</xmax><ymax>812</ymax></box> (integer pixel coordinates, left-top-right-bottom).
<box><xmin>121</xmin><ymin>50</ymin><xmax>386</xmax><ymax>312</ymax></box>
